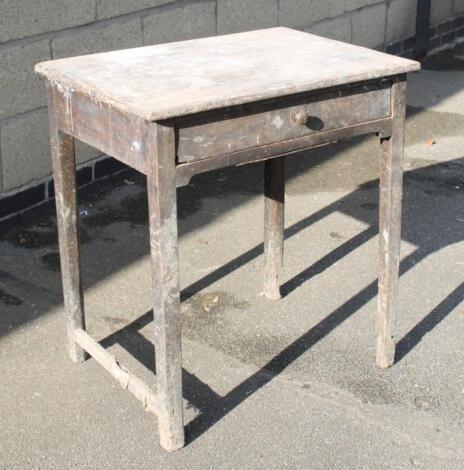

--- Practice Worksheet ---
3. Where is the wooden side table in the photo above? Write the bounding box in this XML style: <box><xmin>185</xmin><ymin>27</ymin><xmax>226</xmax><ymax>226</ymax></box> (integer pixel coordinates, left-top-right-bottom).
<box><xmin>36</xmin><ymin>28</ymin><xmax>420</xmax><ymax>451</ymax></box>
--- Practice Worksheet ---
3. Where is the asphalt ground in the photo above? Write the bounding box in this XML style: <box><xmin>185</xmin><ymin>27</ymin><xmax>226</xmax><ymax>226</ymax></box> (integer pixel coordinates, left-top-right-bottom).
<box><xmin>1</xmin><ymin>46</ymin><xmax>463</xmax><ymax>469</ymax></box>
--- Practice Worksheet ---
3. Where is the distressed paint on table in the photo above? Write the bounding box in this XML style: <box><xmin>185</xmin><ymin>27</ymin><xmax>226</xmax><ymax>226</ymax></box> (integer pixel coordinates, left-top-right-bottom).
<box><xmin>264</xmin><ymin>158</ymin><xmax>285</xmax><ymax>300</ymax></box>
<box><xmin>37</xmin><ymin>28</ymin><xmax>420</xmax><ymax>452</ymax></box>
<box><xmin>35</xmin><ymin>28</ymin><xmax>419</xmax><ymax>121</ymax></box>
<box><xmin>377</xmin><ymin>80</ymin><xmax>407</xmax><ymax>368</ymax></box>
<box><xmin>176</xmin><ymin>81</ymin><xmax>391</xmax><ymax>162</ymax></box>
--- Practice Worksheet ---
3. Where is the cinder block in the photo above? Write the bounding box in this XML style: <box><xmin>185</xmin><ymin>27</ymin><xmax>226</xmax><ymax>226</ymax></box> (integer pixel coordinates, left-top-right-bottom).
<box><xmin>75</xmin><ymin>141</ymin><xmax>102</xmax><ymax>165</ymax></box>
<box><xmin>279</xmin><ymin>0</ymin><xmax>344</xmax><ymax>30</ymax></box>
<box><xmin>386</xmin><ymin>0</ymin><xmax>417</xmax><ymax>43</ymax></box>
<box><xmin>52</xmin><ymin>18</ymin><xmax>142</xmax><ymax>59</ymax></box>
<box><xmin>344</xmin><ymin>0</ymin><xmax>385</xmax><ymax>13</ymax></box>
<box><xmin>307</xmin><ymin>16</ymin><xmax>351</xmax><ymax>43</ymax></box>
<box><xmin>143</xmin><ymin>1</ymin><xmax>216</xmax><ymax>45</ymax></box>
<box><xmin>430</xmin><ymin>0</ymin><xmax>453</xmax><ymax>25</ymax></box>
<box><xmin>217</xmin><ymin>0</ymin><xmax>278</xmax><ymax>35</ymax></box>
<box><xmin>1</xmin><ymin>110</ymin><xmax>100</xmax><ymax>191</ymax></box>
<box><xmin>454</xmin><ymin>0</ymin><xmax>464</xmax><ymax>15</ymax></box>
<box><xmin>0</xmin><ymin>0</ymin><xmax>95</xmax><ymax>43</ymax></box>
<box><xmin>97</xmin><ymin>0</ymin><xmax>176</xmax><ymax>19</ymax></box>
<box><xmin>352</xmin><ymin>3</ymin><xmax>387</xmax><ymax>48</ymax></box>
<box><xmin>0</xmin><ymin>40</ymin><xmax>50</xmax><ymax>120</ymax></box>
<box><xmin>1</xmin><ymin>111</ymin><xmax>51</xmax><ymax>190</ymax></box>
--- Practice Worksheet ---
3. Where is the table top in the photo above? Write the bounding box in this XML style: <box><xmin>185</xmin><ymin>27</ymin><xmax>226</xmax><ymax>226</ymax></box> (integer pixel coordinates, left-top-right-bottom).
<box><xmin>36</xmin><ymin>27</ymin><xmax>419</xmax><ymax>121</ymax></box>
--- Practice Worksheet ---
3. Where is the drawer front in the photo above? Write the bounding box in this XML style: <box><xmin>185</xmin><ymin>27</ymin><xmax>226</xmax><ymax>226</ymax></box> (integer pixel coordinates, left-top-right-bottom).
<box><xmin>176</xmin><ymin>82</ymin><xmax>390</xmax><ymax>163</ymax></box>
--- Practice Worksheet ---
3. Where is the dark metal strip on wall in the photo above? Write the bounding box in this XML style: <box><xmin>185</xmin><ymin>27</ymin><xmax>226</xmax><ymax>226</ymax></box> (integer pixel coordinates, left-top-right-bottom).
<box><xmin>415</xmin><ymin>0</ymin><xmax>432</xmax><ymax>59</ymax></box>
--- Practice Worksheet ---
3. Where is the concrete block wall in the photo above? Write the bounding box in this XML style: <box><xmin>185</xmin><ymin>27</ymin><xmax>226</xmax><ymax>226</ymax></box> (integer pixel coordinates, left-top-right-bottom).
<box><xmin>0</xmin><ymin>0</ymin><xmax>463</xmax><ymax>219</ymax></box>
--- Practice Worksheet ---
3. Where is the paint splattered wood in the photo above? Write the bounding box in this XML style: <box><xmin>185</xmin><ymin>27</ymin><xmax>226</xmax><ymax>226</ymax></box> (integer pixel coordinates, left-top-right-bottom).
<box><xmin>35</xmin><ymin>28</ymin><xmax>419</xmax><ymax>121</ymax></box>
<box><xmin>264</xmin><ymin>158</ymin><xmax>285</xmax><ymax>300</ymax></box>
<box><xmin>48</xmin><ymin>87</ymin><xmax>86</xmax><ymax>363</ymax></box>
<box><xmin>176</xmin><ymin>81</ymin><xmax>391</xmax><ymax>162</ymax></box>
<box><xmin>145</xmin><ymin>122</ymin><xmax>184</xmax><ymax>451</ymax></box>
<box><xmin>377</xmin><ymin>79</ymin><xmax>407</xmax><ymax>368</ymax></box>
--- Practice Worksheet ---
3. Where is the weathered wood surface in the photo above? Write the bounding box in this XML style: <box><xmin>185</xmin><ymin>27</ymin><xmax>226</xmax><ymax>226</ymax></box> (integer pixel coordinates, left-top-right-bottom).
<box><xmin>264</xmin><ymin>159</ymin><xmax>285</xmax><ymax>300</ymax></box>
<box><xmin>377</xmin><ymin>79</ymin><xmax>407</xmax><ymax>368</ymax></box>
<box><xmin>47</xmin><ymin>83</ymin><xmax>146</xmax><ymax>173</ymax></box>
<box><xmin>47</xmin><ymin>76</ymin><xmax>392</xmax><ymax>174</ymax></box>
<box><xmin>48</xmin><ymin>88</ymin><xmax>86</xmax><ymax>363</ymax></box>
<box><xmin>35</xmin><ymin>28</ymin><xmax>419</xmax><ymax>121</ymax></box>
<box><xmin>145</xmin><ymin>122</ymin><xmax>184</xmax><ymax>451</ymax></box>
<box><xmin>73</xmin><ymin>329</ymin><xmax>159</xmax><ymax>415</ymax></box>
<box><xmin>175</xmin><ymin>117</ymin><xmax>393</xmax><ymax>187</ymax></box>
<box><xmin>176</xmin><ymin>82</ymin><xmax>390</xmax><ymax>162</ymax></box>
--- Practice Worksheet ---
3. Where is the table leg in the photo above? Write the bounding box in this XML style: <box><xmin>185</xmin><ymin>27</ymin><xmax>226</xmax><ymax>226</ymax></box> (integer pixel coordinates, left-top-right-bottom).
<box><xmin>377</xmin><ymin>79</ymin><xmax>407</xmax><ymax>368</ymax></box>
<box><xmin>49</xmin><ymin>122</ymin><xmax>86</xmax><ymax>363</ymax></box>
<box><xmin>145</xmin><ymin>122</ymin><xmax>184</xmax><ymax>451</ymax></box>
<box><xmin>264</xmin><ymin>158</ymin><xmax>285</xmax><ymax>300</ymax></box>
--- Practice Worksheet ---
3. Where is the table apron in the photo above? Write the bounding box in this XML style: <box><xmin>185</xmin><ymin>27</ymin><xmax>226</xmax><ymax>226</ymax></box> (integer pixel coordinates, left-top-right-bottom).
<box><xmin>47</xmin><ymin>83</ymin><xmax>147</xmax><ymax>174</ymax></box>
<box><xmin>175</xmin><ymin>117</ymin><xmax>392</xmax><ymax>187</ymax></box>
<box><xmin>47</xmin><ymin>79</ymin><xmax>394</xmax><ymax>186</ymax></box>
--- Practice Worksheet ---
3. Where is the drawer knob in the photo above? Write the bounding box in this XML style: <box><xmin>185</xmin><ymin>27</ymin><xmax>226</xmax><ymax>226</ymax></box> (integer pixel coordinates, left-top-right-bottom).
<box><xmin>294</xmin><ymin>109</ymin><xmax>308</xmax><ymax>125</ymax></box>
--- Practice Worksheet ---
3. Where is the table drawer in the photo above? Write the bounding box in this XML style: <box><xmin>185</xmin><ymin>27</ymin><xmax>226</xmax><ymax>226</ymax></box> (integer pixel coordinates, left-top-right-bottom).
<box><xmin>175</xmin><ymin>82</ymin><xmax>391</xmax><ymax>163</ymax></box>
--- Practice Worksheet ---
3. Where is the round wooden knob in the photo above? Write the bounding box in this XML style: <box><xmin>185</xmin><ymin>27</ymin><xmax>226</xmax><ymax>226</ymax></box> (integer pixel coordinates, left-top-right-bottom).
<box><xmin>294</xmin><ymin>109</ymin><xmax>308</xmax><ymax>125</ymax></box>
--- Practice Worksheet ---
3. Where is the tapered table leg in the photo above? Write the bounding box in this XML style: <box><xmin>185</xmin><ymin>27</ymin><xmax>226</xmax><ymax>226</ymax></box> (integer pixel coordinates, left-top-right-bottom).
<box><xmin>264</xmin><ymin>158</ymin><xmax>285</xmax><ymax>300</ymax></box>
<box><xmin>377</xmin><ymin>79</ymin><xmax>407</xmax><ymax>368</ymax></box>
<box><xmin>145</xmin><ymin>122</ymin><xmax>184</xmax><ymax>451</ymax></box>
<box><xmin>49</xmin><ymin>111</ymin><xmax>86</xmax><ymax>363</ymax></box>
